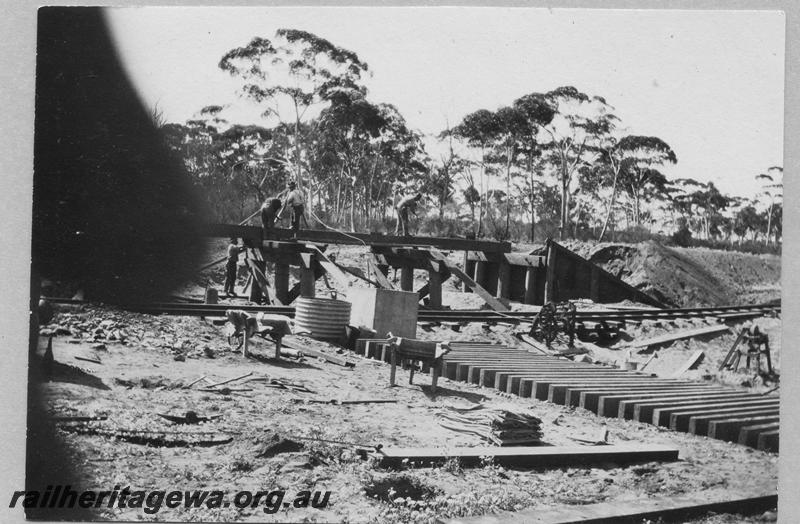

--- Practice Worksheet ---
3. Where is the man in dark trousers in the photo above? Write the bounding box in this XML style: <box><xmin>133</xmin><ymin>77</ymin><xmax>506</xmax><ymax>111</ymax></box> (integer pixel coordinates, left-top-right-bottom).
<box><xmin>278</xmin><ymin>181</ymin><xmax>308</xmax><ymax>232</ymax></box>
<box><xmin>395</xmin><ymin>192</ymin><xmax>423</xmax><ymax>236</ymax></box>
<box><xmin>224</xmin><ymin>238</ymin><xmax>245</xmax><ymax>297</ymax></box>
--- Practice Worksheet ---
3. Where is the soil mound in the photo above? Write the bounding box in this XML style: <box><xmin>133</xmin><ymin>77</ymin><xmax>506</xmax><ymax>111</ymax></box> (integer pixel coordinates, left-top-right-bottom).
<box><xmin>569</xmin><ymin>241</ymin><xmax>780</xmax><ymax>308</ymax></box>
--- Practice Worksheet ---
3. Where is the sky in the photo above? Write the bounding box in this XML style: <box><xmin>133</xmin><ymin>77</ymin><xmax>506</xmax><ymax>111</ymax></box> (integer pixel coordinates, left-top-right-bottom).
<box><xmin>105</xmin><ymin>7</ymin><xmax>785</xmax><ymax>199</ymax></box>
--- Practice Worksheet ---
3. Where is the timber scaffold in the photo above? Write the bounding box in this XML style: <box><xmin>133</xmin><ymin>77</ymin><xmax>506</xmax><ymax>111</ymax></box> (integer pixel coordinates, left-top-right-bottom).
<box><xmin>204</xmin><ymin>224</ymin><xmax>668</xmax><ymax>310</ymax></box>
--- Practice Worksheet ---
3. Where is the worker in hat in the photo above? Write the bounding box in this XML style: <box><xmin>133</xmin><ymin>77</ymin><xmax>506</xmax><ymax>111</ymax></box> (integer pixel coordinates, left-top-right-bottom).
<box><xmin>395</xmin><ymin>192</ymin><xmax>423</xmax><ymax>236</ymax></box>
<box><xmin>278</xmin><ymin>181</ymin><xmax>308</xmax><ymax>232</ymax></box>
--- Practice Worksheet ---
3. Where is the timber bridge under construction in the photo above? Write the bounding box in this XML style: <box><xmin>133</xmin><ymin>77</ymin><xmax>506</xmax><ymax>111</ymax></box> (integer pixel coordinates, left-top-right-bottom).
<box><xmin>50</xmin><ymin>224</ymin><xmax>782</xmax><ymax>455</ymax></box>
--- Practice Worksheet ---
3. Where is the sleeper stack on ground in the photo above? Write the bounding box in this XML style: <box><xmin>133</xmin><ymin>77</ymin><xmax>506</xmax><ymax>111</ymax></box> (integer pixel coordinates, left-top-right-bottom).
<box><xmin>438</xmin><ymin>408</ymin><xmax>543</xmax><ymax>446</ymax></box>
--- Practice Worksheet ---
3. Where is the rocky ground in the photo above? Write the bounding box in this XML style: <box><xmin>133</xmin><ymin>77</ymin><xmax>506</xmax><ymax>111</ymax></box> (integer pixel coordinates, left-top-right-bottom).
<box><xmin>28</xmin><ymin>240</ymin><xmax>782</xmax><ymax>523</ymax></box>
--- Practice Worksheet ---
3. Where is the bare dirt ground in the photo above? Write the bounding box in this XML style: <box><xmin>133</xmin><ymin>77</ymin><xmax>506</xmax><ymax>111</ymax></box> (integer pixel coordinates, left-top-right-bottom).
<box><xmin>31</xmin><ymin>241</ymin><xmax>781</xmax><ymax>523</ymax></box>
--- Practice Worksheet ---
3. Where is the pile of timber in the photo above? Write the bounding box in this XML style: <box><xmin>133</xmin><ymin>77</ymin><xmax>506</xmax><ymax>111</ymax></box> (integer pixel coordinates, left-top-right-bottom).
<box><xmin>438</xmin><ymin>408</ymin><xmax>543</xmax><ymax>446</ymax></box>
<box><xmin>352</xmin><ymin>340</ymin><xmax>779</xmax><ymax>452</ymax></box>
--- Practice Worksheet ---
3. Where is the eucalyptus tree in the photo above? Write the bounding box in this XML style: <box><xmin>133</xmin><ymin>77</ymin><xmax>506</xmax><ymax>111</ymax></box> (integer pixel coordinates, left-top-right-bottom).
<box><xmin>755</xmin><ymin>166</ymin><xmax>783</xmax><ymax>244</ymax></box>
<box><xmin>511</xmin><ymin>93</ymin><xmax>557</xmax><ymax>241</ymax></box>
<box><xmin>539</xmin><ymin>86</ymin><xmax>618</xmax><ymax>239</ymax></box>
<box><xmin>449</xmin><ymin>109</ymin><xmax>501</xmax><ymax>237</ymax></box>
<box><xmin>594</xmin><ymin>135</ymin><xmax>677</xmax><ymax>240</ymax></box>
<box><xmin>219</xmin><ymin>30</ymin><xmax>369</xmax><ymax>194</ymax></box>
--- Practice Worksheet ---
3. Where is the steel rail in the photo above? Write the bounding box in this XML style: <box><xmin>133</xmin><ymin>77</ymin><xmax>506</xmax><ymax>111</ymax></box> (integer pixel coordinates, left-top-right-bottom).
<box><xmin>43</xmin><ymin>297</ymin><xmax>778</xmax><ymax>323</ymax></box>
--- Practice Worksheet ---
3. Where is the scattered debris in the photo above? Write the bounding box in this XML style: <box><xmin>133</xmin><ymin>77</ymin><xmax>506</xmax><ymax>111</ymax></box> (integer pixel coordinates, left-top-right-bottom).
<box><xmin>293</xmin><ymin>398</ymin><xmax>398</xmax><ymax>405</ymax></box>
<box><xmin>157</xmin><ymin>411</ymin><xmax>222</xmax><ymax>424</ymax></box>
<box><xmin>58</xmin><ymin>425</ymin><xmax>234</xmax><ymax>447</ymax></box>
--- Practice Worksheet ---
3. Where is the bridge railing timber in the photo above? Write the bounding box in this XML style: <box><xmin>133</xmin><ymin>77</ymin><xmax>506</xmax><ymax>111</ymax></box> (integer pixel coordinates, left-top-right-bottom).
<box><xmin>204</xmin><ymin>224</ymin><xmax>512</xmax><ymax>253</ymax></box>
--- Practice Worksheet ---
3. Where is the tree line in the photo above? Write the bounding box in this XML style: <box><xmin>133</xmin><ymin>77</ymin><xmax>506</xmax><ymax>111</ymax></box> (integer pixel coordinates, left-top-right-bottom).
<box><xmin>159</xmin><ymin>29</ymin><xmax>782</xmax><ymax>249</ymax></box>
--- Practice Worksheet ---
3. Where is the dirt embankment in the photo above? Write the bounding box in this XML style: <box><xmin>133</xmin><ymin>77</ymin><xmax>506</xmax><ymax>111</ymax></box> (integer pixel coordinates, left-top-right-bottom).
<box><xmin>566</xmin><ymin>241</ymin><xmax>781</xmax><ymax>308</ymax></box>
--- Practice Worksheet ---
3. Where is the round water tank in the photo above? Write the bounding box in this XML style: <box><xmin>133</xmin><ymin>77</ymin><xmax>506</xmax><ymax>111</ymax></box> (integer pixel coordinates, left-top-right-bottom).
<box><xmin>295</xmin><ymin>297</ymin><xmax>351</xmax><ymax>341</ymax></box>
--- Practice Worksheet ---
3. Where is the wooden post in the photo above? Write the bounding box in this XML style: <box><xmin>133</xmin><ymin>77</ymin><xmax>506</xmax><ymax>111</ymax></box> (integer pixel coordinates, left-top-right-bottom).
<box><xmin>544</xmin><ymin>241</ymin><xmax>557</xmax><ymax>303</ymax></box>
<box><xmin>484</xmin><ymin>262</ymin><xmax>499</xmax><ymax>295</ymax></box>
<box><xmin>275</xmin><ymin>263</ymin><xmax>290</xmax><ymax>304</ymax></box>
<box><xmin>248</xmin><ymin>260</ymin><xmax>265</xmax><ymax>303</ymax></box>
<box><xmin>428</xmin><ymin>263</ymin><xmax>442</xmax><ymax>309</ymax></box>
<box><xmin>400</xmin><ymin>265</ymin><xmax>414</xmax><ymax>291</ymax></box>
<box><xmin>463</xmin><ymin>251</ymin><xmax>475</xmax><ymax>292</ymax></box>
<box><xmin>475</xmin><ymin>261</ymin><xmax>488</xmax><ymax>290</ymax></box>
<box><xmin>389</xmin><ymin>346</ymin><xmax>397</xmax><ymax>387</ymax></box>
<box><xmin>590</xmin><ymin>265</ymin><xmax>600</xmax><ymax>302</ymax></box>
<box><xmin>300</xmin><ymin>267</ymin><xmax>316</xmax><ymax>298</ymax></box>
<box><xmin>497</xmin><ymin>260</ymin><xmax>511</xmax><ymax>299</ymax></box>
<box><xmin>524</xmin><ymin>266</ymin><xmax>537</xmax><ymax>304</ymax></box>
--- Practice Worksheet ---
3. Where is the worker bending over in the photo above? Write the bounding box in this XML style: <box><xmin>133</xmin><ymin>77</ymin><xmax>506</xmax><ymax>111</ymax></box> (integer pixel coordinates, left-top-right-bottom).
<box><xmin>260</xmin><ymin>198</ymin><xmax>282</xmax><ymax>236</ymax></box>
<box><xmin>278</xmin><ymin>181</ymin><xmax>308</xmax><ymax>232</ymax></box>
<box><xmin>395</xmin><ymin>192</ymin><xmax>423</xmax><ymax>236</ymax></box>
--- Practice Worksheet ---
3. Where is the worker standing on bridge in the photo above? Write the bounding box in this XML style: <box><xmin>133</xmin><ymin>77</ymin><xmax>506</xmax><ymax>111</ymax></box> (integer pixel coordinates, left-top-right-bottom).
<box><xmin>395</xmin><ymin>192</ymin><xmax>423</xmax><ymax>236</ymax></box>
<box><xmin>278</xmin><ymin>181</ymin><xmax>308</xmax><ymax>233</ymax></box>
<box><xmin>260</xmin><ymin>197</ymin><xmax>282</xmax><ymax>236</ymax></box>
<box><xmin>224</xmin><ymin>237</ymin><xmax>245</xmax><ymax>298</ymax></box>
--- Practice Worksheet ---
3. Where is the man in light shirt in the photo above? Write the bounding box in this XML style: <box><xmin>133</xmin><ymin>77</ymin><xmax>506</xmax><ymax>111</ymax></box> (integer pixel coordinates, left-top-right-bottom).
<box><xmin>395</xmin><ymin>192</ymin><xmax>423</xmax><ymax>236</ymax></box>
<box><xmin>278</xmin><ymin>181</ymin><xmax>308</xmax><ymax>232</ymax></box>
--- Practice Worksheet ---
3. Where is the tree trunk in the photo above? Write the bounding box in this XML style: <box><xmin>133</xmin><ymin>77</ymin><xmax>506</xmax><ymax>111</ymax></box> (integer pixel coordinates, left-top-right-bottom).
<box><xmin>560</xmin><ymin>162</ymin><xmax>570</xmax><ymax>240</ymax></box>
<box><xmin>598</xmin><ymin>168</ymin><xmax>620</xmax><ymax>242</ymax></box>
<box><xmin>504</xmin><ymin>145</ymin><xmax>512</xmax><ymax>238</ymax></box>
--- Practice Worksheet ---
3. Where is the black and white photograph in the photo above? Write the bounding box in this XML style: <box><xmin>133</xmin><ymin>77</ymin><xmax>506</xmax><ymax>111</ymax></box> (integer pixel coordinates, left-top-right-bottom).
<box><xmin>2</xmin><ymin>3</ymin><xmax>796</xmax><ymax>523</ymax></box>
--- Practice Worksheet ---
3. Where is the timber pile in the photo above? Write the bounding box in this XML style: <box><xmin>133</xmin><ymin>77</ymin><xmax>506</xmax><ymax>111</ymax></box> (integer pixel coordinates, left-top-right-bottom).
<box><xmin>438</xmin><ymin>408</ymin><xmax>543</xmax><ymax>446</ymax></box>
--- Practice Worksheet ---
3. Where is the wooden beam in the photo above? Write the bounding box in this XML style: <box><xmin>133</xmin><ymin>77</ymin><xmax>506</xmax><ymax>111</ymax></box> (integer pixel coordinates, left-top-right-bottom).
<box><xmin>307</xmin><ymin>246</ymin><xmax>352</xmax><ymax>291</ymax></box>
<box><xmin>670</xmin><ymin>350</ymin><xmax>705</xmax><ymax>378</ymax></box>
<box><xmin>245</xmin><ymin>258</ymin><xmax>280</xmax><ymax>305</ymax></box>
<box><xmin>400</xmin><ymin>265</ymin><xmax>414</xmax><ymax>291</ymax></box>
<box><xmin>281</xmin><ymin>338</ymin><xmax>355</xmax><ymax>367</ymax></box>
<box><xmin>524</xmin><ymin>266</ymin><xmax>537</xmax><ymax>305</ymax></box>
<box><xmin>708</xmin><ymin>414</ymin><xmax>780</xmax><ymax>442</ymax></box>
<box><xmin>428</xmin><ymin>263</ymin><xmax>443</xmax><ymax>308</ymax></box>
<box><xmin>205</xmin><ymin>224</ymin><xmax>512</xmax><ymax>252</ymax></box>
<box><xmin>496</xmin><ymin>260</ymin><xmax>511</xmax><ymax>299</ymax></box>
<box><xmin>378</xmin><ymin>444</ymin><xmax>679</xmax><ymax>469</ymax></box>
<box><xmin>274</xmin><ymin>262</ymin><xmax>290</xmax><ymax>304</ymax></box>
<box><xmin>366</xmin><ymin>253</ymin><xmax>396</xmax><ymax>290</ymax></box>
<box><xmin>429</xmin><ymin>250</ymin><xmax>509</xmax><ymax>312</ymax></box>
<box><xmin>447</xmin><ymin>492</ymin><xmax>777</xmax><ymax>524</ymax></box>
<box><xmin>625</xmin><ymin>325</ymin><xmax>730</xmax><ymax>349</ymax></box>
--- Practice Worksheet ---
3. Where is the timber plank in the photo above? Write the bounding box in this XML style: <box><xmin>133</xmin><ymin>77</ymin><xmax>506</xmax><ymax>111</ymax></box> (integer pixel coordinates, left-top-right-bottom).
<box><xmin>378</xmin><ymin>444</ymin><xmax>678</xmax><ymax>469</ymax></box>
<box><xmin>595</xmin><ymin>390</ymin><xmax>740</xmax><ymax>417</ymax></box>
<box><xmin>576</xmin><ymin>387</ymin><xmax>733</xmax><ymax>414</ymax></box>
<box><xmin>693</xmin><ymin>412</ymin><xmax>781</xmax><ymax>438</ymax></box>
<box><xmin>630</xmin><ymin>394</ymin><xmax>768</xmax><ymax>423</ymax></box>
<box><xmin>566</xmin><ymin>384</ymin><xmax>714</xmax><ymax>408</ymax></box>
<box><xmin>624</xmin><ymin>325</ymin><xmax>730</xmax><ymax>349</ymax></box>
<box><xmin>446</xmin><ymin>491</ymin><xmax>777</xmax><ymax>524</ymax></box>
<box><xmin>757</xmin><ymin>430</ymin><xmax>780</xmax><ymax>452</ymax></box>
<box><xmin>521</xmin><ymin>377</ymin><xmax>659</xmax><ymax>400</ymax></box>
<box><xmin>738</xmin><ymin>422</ymin><xmax>781</xmax><ymax>448</ymax></box>
<box><xmin>708</xmin><ymin>415</ymin><xmax>781</xmax><ymax>442</ymax></box>
<box><xmin>662</xmin><ymin>400</ymin><xmax>780</xmax><ymax>430</ymax></box>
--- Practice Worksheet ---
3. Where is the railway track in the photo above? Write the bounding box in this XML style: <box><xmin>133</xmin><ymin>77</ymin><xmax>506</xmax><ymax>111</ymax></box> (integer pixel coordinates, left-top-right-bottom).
<box><xmin>45</xmin><ymin>298</ymin><xmax>779</xmax><ymax>324</ymax></box>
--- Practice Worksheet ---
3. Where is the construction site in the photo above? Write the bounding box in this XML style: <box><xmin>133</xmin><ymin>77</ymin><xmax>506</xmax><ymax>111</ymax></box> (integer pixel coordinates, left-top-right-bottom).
<box><xmin>19</xmin><ymin>6</ymin><xmax>789</xmax><ymax>524</ymax></box>
<box><xmin>30</xmin><ymin>223</ymin><xmax>783</xmax><ymax>523</ymax></box>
